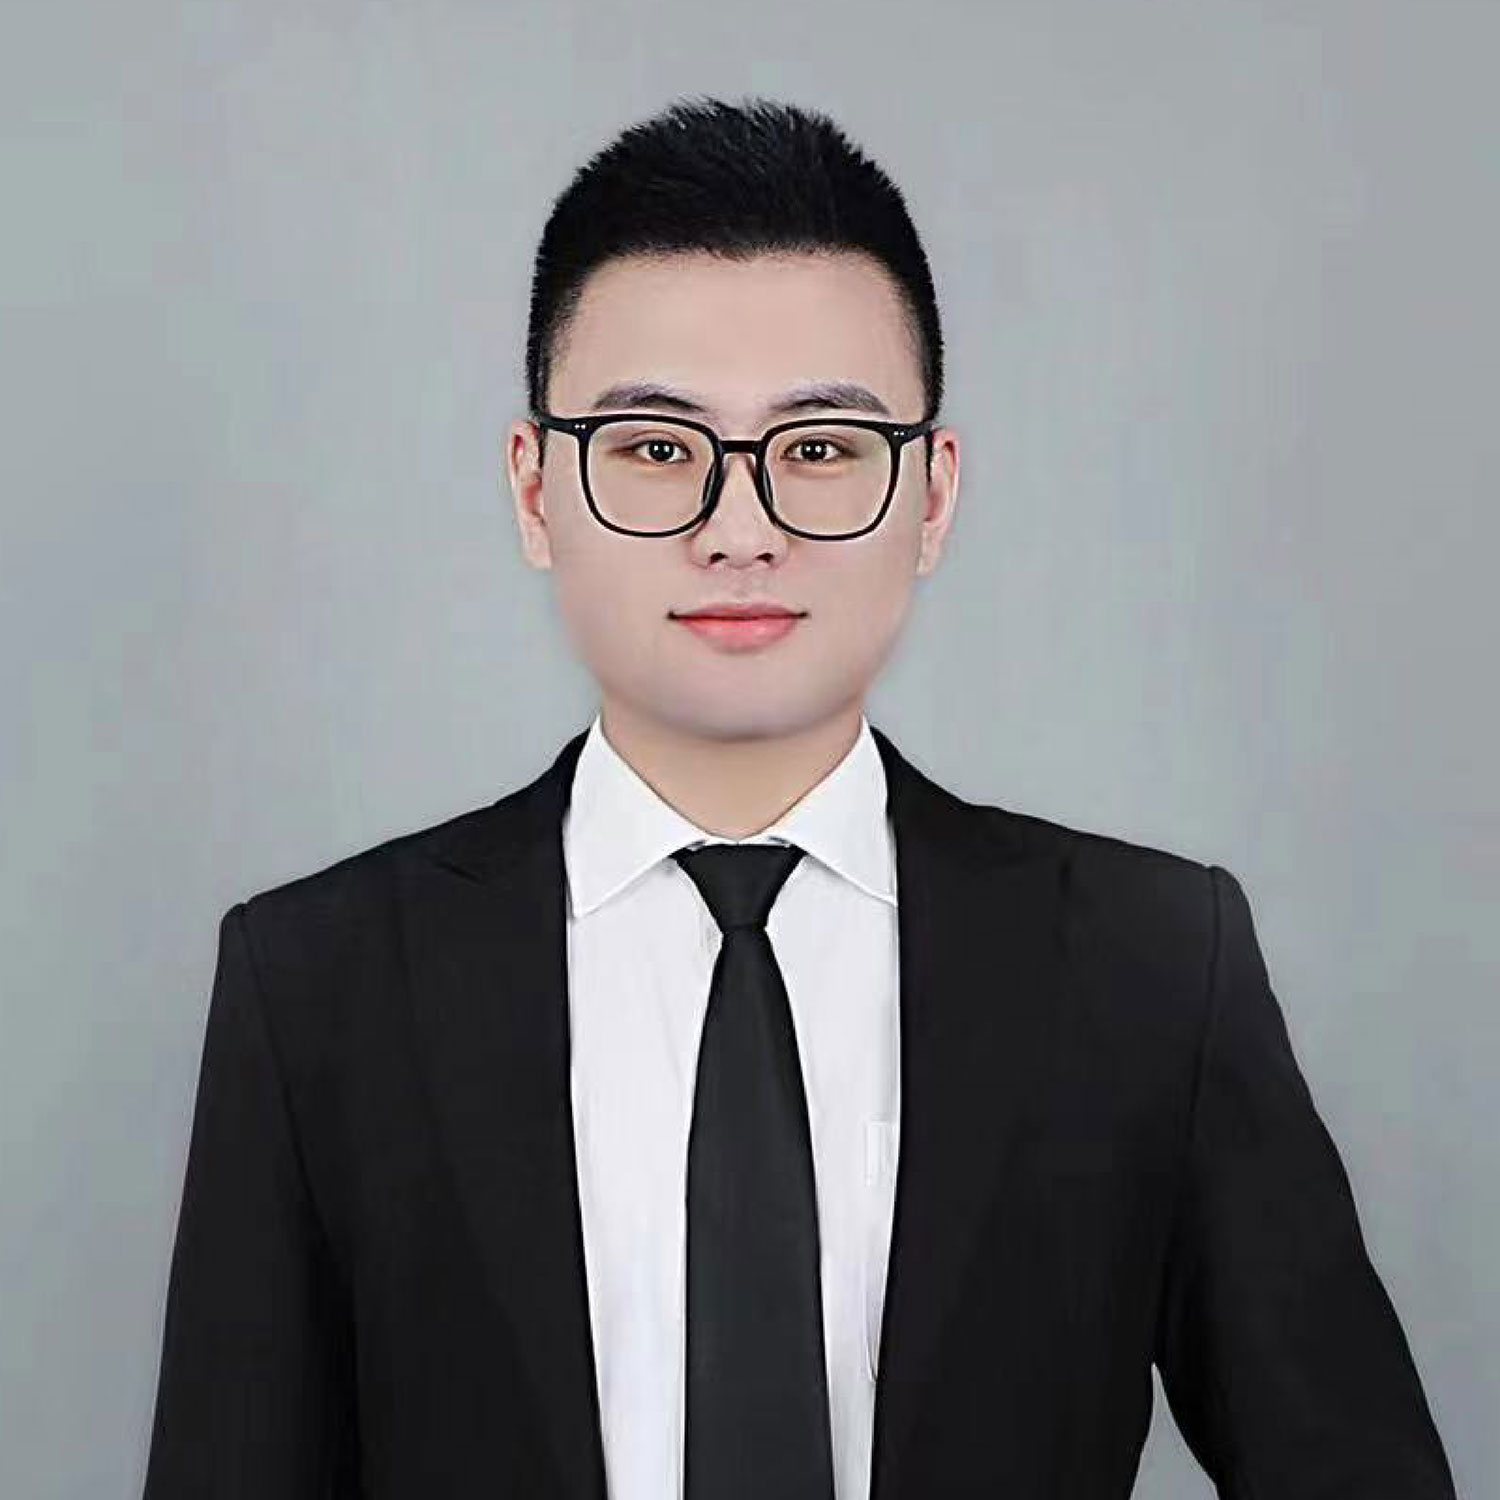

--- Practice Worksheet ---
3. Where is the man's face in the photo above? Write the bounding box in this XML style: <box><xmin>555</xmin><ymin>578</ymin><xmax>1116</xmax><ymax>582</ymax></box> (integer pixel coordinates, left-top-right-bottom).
<box><xmin>505</xmin><ymin>250</ymin><xmax>960</xmax><ymax>744</ymax></box>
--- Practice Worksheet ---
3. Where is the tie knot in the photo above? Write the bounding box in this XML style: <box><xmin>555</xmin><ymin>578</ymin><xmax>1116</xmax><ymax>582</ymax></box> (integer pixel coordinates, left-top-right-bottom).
<box><xmin>671</xmin><ymin>841</ymin><xmax>806</xmax><ymax>933</ymax></box>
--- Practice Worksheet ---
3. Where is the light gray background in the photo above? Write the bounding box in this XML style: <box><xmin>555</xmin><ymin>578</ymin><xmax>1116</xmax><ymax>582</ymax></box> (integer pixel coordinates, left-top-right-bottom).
<box><xmin>2</xmin><ymin>1</ymin><xmax>1494</xmax><ymax>1495</ymax></box>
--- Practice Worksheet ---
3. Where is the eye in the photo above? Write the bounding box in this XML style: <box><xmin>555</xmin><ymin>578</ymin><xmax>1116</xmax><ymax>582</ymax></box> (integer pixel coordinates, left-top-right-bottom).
<box><xmin>626</xmin><ymin>436</ymin><xmax>692</xmax><ymax>465</ymax></box>
<box><xmin>782</xmin><ymin>435</ymin><xmax>849</xmax><ymax>464</ymax></box>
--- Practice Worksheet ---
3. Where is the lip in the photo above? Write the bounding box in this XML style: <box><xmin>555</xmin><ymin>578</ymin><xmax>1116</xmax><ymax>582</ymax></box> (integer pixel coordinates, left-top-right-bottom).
<box><xmin>670</xmin><ymin>602</ymin><xmax>805</xmax><ymax>619</ymax></box>
<box><xmin>672</xmin><ymin>611</ymin><xmax>804</xmax><ymax>652</ymax></box>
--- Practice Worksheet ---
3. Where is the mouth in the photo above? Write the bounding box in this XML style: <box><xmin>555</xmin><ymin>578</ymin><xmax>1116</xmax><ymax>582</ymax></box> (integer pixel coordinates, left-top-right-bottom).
<box><xmin>669</xmin><ymin>605</ymin><xmax>807</xmax><ymax>651</ymax></box>
<box><xmin>669</xmin><ymin>603</ymin><xmax>807</xmax><ymax>620</ymax></box>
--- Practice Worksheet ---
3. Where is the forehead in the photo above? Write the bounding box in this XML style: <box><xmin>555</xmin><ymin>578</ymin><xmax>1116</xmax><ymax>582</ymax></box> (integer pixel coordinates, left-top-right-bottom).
<box><xmin>550</xmin><ymin>251</ymin><xmax>924</xmax><ymax>422</ymax></box>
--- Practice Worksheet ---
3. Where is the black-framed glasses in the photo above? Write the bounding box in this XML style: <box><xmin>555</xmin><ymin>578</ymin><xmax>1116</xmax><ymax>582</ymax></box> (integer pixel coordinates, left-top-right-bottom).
<box><xmin>532</xmin><ymin>410</ymin><xmax>937</xmax><ymax>540</ymax></box>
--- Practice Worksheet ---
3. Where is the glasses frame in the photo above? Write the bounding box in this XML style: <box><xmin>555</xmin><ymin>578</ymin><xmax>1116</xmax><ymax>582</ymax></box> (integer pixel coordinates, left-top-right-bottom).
<box><xmin>532</xmin><ymin>409</ymin><xmax>937</xmax><ymax>540</ymax></box>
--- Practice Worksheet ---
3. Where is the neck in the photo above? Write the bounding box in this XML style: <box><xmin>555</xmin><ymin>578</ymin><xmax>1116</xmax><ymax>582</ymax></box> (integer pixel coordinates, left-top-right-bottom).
<box><xmin>596</xmin><ymin>696</ymin><xmax>866</xmax><ymax>839</ymax></box>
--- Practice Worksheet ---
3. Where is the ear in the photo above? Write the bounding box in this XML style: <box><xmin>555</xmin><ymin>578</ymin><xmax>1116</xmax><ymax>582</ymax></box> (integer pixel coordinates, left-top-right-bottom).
<box><xmin>915</xmin><ymin>426</ymin><xmax>961</xmax><ymax>577</ymax></box>
<box><xmin>505</xmin><ymin>419</ymin><xmax>554</xmax><ymax>571</ymax></box>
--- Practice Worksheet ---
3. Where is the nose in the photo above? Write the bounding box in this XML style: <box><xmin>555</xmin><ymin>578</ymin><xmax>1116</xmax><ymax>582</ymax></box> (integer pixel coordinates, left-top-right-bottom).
<box><xmin>703</xmin><ymin>450</ymin><xmax>775</xmax><ymax>533</ymax></box>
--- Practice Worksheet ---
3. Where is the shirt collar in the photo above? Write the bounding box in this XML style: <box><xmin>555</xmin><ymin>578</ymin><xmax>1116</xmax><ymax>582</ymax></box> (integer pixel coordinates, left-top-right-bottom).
<box><xmin>563</xmin><ymin>709</ymin><xmax>896</xmax><ymax>918</ymax></box>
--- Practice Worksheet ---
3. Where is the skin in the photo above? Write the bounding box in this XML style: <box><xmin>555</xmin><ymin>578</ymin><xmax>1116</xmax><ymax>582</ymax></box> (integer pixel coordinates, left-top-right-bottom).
<box><xmin>504</xmin><ymin>249</ymin><xmax>961</xmax><ymax>837</ymax></box>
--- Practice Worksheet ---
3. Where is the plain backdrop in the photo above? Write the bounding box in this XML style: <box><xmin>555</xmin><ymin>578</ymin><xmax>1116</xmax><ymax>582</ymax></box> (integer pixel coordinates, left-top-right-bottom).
<box><xmin>2</xmin><ymin>1</ymin><xmax>1495</xmax><ymax>1495</ymax></box>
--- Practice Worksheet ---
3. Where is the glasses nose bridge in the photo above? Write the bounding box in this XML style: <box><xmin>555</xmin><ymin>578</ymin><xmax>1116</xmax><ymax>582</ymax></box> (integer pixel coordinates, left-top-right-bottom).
<box><xmin>706</xmin><ymin>435</ymin><xmax>770</xmax><ymax>517</ymax></box>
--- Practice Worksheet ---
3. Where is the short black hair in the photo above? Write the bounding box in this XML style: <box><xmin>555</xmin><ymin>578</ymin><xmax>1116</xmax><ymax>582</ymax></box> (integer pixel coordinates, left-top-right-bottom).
<box><xmin>524</xmin><ymin>94</ymin><xmax>943</xmax><ymax>469</ymax></box>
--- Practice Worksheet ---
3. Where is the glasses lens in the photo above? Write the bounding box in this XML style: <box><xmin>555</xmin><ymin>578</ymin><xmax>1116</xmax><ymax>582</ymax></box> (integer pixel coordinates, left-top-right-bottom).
<box><xmin>766</xmin><ymin>423</ymin><xmax>892</xmax><ymax>536</ymax></box>
<box><xmin>587</xmin><ymin>418</ymin><xmax>717</xmax><ymax>533</ymax></box>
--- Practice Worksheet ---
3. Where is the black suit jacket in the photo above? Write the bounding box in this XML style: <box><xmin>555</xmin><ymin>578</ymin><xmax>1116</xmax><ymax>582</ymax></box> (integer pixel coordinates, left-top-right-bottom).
<box><xmin>142</xmin><ymin>723</ymin><xmax>1456</xmax><ymax>1498</ymax></box>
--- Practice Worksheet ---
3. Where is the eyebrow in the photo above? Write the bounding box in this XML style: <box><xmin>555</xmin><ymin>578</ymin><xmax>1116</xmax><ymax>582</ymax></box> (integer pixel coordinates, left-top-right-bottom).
<box><xmin>584</xmin><ymin>379</ymin><xmax>894</xmax><ymax>421</ymax></box>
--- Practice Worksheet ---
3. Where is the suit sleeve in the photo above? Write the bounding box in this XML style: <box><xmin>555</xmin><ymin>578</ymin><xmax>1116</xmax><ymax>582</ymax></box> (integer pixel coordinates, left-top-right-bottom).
<box><xmin>1152</xmin><ymin>864</ymin><xmax>1456</xmax><ymax>1498</ymax></box>
<box><xmin>142</xmin><ymin>901</ymin><xmax>357</xmax><ymax>1497</ymax></box>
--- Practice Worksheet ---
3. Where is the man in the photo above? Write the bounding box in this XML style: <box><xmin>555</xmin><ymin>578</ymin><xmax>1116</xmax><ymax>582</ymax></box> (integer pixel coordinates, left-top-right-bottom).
<box><xmin>143</xmin><ymin>95</ymin><xmax>1456</xmax><ymax>1499</ymax></box>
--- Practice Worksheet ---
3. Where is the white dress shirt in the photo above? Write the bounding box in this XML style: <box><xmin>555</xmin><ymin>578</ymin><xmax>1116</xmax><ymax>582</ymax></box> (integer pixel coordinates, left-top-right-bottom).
<box><xmin>561</xmin><ymin>709</ymin><xmax>902</xmax><ymax>1500</ymax></box>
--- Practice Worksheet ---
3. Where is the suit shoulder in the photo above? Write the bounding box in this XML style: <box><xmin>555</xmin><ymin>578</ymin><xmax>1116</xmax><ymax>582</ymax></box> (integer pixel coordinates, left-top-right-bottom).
<box><xmin>970</xmin><ymin>793</ymin><xmax>1209</xmax><ymax>873</ymax></box>
<box><xmin>971</xmin><ymin>796</ymin><xmax>1223</xmax><ymax>949</ymax></box>
<box><xmin>210</xmin><ymin>789</ymin><xmax>532</xmax><ymax>1050</ymax></box>
<box><xmin>964</xmin><ymin>802</ymin><xmax>1234</xmax><ymax>1044</ymax></box>
<box><xmin>230</xmin><ymin>786</ymin><xmax>520</xmax><ymax>947</ymax></box>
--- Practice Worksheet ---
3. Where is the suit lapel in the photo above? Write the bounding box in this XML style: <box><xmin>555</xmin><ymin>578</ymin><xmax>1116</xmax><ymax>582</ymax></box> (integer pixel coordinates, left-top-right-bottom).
<box><xmin>399</xmin><ymin>722</ymin><xmax>1067</xmax><ymax>1500</ymax></box>
<box><xmin>397</xmin><ymin>729</ymin><xmax>605</xmax><ymax>1500</ymax></box>
<box><xmin>865</xmin><ymin>726</ymin><xmax>1068</xmax><ymax>1499</ymax></box>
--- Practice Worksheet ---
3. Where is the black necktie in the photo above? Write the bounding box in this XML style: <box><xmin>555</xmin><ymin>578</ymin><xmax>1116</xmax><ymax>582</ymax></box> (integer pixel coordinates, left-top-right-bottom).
<box><xmin>671</xmin><ymin>840</ymin><xmax>836</xmax><ymax>1500</ymax></box>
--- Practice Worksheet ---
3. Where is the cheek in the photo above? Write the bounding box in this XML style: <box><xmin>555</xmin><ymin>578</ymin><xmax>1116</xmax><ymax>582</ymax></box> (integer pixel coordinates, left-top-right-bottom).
<box><xmin>827</xmin><ymin>533</ymin><xmax>920</xmax><ymax>610</ymax></box>
<box><xmin>808</xmin><ymin>551</ymin><xmax>916</xmax><ymax>658</ymax></box>
<box><xmin>553</xmin><ymin>546</ymin><xmax>666</xmax><ymax>644</ymax></box>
